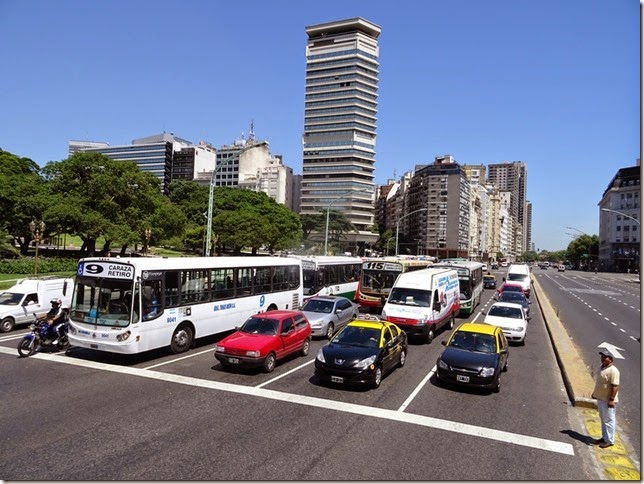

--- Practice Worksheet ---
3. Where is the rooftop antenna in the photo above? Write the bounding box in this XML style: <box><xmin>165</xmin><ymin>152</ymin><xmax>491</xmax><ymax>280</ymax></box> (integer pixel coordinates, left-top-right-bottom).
<box><xmin>249</xmin><ymin>119</ymin><xmax>255</xmax><ymax>142</ymax></box>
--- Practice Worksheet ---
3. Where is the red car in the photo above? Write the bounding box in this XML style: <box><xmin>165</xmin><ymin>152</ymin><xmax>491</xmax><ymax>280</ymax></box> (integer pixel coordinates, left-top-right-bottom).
<box><xmin>495</xmin><ymin>282</ymin><xmax>528</xmax><ymax>299</ymax></box>
<box><xmin>215</xmin><ymin>310</ymin><xmax>311</xmax><ymax>373</ymax></box>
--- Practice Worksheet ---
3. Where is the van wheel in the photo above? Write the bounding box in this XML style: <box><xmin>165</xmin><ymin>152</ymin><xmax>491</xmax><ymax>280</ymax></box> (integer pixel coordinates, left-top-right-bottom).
<box><xmin>170</xmin><ymin>325</ymin><xmax>193</xmax><ymax>354</ymax></box>
<box><xmin>426</xmin><ymin>326</ymin><xmax>435</xmax><ymax>344</ymax></box>
<box><xmin>1</xmin><ymin>317</ymin><xmax>15</xmax><ymax>333</ymax></box>
<box><xmin>448</xmin><ymin>313</ymin><xmax>455</xmax><ymax>330</ymax></box>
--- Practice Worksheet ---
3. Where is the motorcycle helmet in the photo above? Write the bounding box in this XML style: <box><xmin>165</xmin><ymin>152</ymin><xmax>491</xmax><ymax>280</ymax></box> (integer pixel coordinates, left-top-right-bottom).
<box><xmin>51</xmin><ymin>298</ymin><xmax>62</xmax><ymax>305</ymax></box>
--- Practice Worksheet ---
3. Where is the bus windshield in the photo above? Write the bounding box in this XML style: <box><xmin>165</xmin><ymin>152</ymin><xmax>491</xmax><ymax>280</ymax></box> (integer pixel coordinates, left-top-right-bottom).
<box><xmin>71</xmin><ymin>276</ymin><xmax>134</xmax><ymax>327</ymax></box>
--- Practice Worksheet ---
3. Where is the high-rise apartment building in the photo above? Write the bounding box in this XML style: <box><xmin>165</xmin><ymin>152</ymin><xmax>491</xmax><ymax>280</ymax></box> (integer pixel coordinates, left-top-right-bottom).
<box><xmin>487</xmin><ymin>161</ymin><xmax>529</xmax><ymax>257</ymax></box>
<box><xmin>301</xmin><ymin>18</ymin><xmax>380</xmax><ymax>234</ymax></box>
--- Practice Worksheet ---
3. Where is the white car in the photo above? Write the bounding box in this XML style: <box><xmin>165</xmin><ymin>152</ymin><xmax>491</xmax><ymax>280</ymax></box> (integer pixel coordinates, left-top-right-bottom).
<box><xmin>483</xmin><ymin>302</ymin><xmax>529</xmax><ymax>345</ymax></box>
<box><xmin>301</xmin><ymin>295</ymin><xmax>359</xmax><ymax>339</ymax></box>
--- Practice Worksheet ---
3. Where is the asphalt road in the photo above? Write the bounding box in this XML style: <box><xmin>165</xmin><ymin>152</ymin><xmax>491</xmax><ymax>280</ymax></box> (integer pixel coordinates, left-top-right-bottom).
<box><xmin>0</xmin><ymin>276</ymin><xmax>608</xmax><ymax>480</ymax></box>
<box><xmin>533</xmin><ymin>269</ymin><xmax>641</xmax><ymax>461</ymax></box>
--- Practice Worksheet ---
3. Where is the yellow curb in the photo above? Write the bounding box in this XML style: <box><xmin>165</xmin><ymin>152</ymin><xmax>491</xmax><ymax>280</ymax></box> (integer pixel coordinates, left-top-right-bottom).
<box><xmin>597</xmin><ymin>454</ymin><xmax>637</xmax><ymax>469</ymax></box>
<box><xmin>603</xmin><ymin>467</ymin><xmax>640</xmax><ymax>480</ymax></box>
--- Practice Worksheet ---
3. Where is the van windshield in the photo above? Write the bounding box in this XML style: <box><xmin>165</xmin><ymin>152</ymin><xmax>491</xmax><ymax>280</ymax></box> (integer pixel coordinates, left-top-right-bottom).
<box><xmin>388</xmin><ymin>288</ymin><xmax>431</xmax><ymax>307</ymax></box>
<box><xmin>507</xmin><ymin>274</ymin><xmax>529</xmax><ymax>283</ymax></box>
<box><xmin>0</xmin><ymin>292</ymin><xmax>24</xmax><ymax>305</ymax></box>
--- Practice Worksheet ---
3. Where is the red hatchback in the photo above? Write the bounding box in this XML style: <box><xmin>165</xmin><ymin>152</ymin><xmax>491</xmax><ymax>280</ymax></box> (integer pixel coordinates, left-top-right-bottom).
<box><xmin>215</xmin><ymin>310</ymin><xmax>312</xmax><ymax>373</ymax></box>
<box><xmin>495</xmin><ymin>282</ymin><xmax>528</xmax><ymax>299</ymax></box>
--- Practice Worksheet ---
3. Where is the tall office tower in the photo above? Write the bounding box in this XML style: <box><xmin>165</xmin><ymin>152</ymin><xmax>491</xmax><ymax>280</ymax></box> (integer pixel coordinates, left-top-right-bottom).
<box><xmin>301</xmin><ymin>18</ymin><xmax>380</xmax><ymax>234</ymax></box>
<box><xmin>68</xmin><ymin>140</ymin><xmax>110</xmax><ymax>156</ymax></box>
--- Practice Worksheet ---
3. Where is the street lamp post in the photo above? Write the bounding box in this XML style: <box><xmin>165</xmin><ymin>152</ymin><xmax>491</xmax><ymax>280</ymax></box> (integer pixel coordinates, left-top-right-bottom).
<box><xmin>205</xmin><ymin>141</ymin><xmax>267</xmax><ymax>256</ymax></box>
<box><xmin>601</xmin><ymin>208</ymin><xmax>641</xmax><ymax>225</ymax></box>
<box><xmin>323</xmin><ymin>189</ymin><xmax>369</xmax><ymax>256</ymax></box>
<box><xmin>395</xmin><ymin>208</ymin><xmax>428</xmax><ymax>256</ymax></box>
<box><xmin>29</xmin><ymin>220</ymin><xmax>45</xmax><ymax>275</ymax></box>
<box><xmin>144</xmin><ymin>229</ymin><xmax>152</xmax><ymax>256</ymax></box>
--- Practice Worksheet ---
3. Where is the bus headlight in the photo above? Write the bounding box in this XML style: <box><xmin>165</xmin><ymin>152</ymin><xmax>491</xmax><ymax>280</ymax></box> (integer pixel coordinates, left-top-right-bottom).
<box><xmin>116</xmin><ymin>331</ymin><xmax>131</xmax><ymax>342</ymax></box>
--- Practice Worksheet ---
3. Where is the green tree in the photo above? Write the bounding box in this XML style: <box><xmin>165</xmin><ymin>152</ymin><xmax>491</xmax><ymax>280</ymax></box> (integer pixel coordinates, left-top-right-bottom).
<box><xmin>42</xmin><ymin>152</ymin><xmax>179</xmax><ymax>255</ymax></box>
<box><xmin>0</xmin><ymin>149</ymin><xmax>49</xmax><ymax>254</ymax></box>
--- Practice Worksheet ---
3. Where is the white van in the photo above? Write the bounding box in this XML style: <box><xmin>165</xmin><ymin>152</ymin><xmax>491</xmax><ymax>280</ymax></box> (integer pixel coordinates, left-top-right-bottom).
<box><xmin>0</xmin><ymin>276</ymin><xmax>74</xmax><ymax>332</ymax></box>
<box><xmin>505</xmin><ymin>264</ymin><xmax>532</xmax><ymax>297</ymax></box>
<box><xmin>381</xmin><ymin>268</ymin><xmax>460</xmax><ymax>344</ymax></box>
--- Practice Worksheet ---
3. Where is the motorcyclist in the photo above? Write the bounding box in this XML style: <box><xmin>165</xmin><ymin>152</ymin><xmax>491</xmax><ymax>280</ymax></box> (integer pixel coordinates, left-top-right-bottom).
<box><xmin>44</xmin><ymin>298</ymin><xmax>66</xmax><ymax>344</ymax></box>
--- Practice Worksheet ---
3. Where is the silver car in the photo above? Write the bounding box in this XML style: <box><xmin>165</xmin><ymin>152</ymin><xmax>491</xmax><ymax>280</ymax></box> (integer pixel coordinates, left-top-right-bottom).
<box><xmin>301</xmin><ymin>295</ymin><xmax>359</xmax><ymax>340</ymax></box>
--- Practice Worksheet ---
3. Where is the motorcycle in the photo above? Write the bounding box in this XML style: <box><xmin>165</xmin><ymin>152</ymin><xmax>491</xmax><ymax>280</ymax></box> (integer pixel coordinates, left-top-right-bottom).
<box><xmin>17</xmin><ymin>314</ymin><xmax>70</xmax><ymax>357</ymax></box>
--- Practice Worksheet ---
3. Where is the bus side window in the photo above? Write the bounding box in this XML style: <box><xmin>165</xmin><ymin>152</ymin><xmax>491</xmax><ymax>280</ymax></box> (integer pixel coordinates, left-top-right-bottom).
<box><xmin>236</xmin><ymin>268</ymin><xmax>252</xmax><ymax>297</ymax></box>
<box><xmin>165</xmin><ymin>271</ymin><xmax>180</xmax><ymax>307</ymax></box>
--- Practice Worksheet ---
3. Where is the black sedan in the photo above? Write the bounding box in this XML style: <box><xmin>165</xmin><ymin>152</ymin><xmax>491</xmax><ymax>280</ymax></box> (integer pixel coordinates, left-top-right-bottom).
<box><xmin>436</xmin><ymin>322</ymin><xmax>509</xmax><ymax>393</ymax></box>
<box><xmin>314</xmin><ymin>318</ymin><xmax>407</xmax><ymax>389</ymax></box>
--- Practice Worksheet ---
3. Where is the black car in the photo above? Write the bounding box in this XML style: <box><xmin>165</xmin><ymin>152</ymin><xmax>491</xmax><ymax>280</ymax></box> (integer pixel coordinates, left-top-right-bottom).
<box><xmin>436</xmin><ymin>322</ymin><xmax>509</xmax><ymax>393</ymax></box>
<box><xmin>314</xmin><ymin>318</ymin><xmax>407</xmax><ymax>389</ymax></box>
<box><xmin>496</xmin><ymin>291</ymin><xmax>531</xmax><ymax>317</ymax></box>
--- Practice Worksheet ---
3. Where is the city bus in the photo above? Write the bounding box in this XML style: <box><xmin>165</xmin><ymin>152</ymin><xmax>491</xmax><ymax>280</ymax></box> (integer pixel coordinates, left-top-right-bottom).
<box><xmin>67</xmin><ymin>256</ymin><xmax>303</xmax><ymax>355</ymax></box>
<box><xmin>433</xmin><ymin>260</ymin><xmax>485</xmax><ymax>316</ymax></box>
<box><xmin>356</xmin><ymin>257</ymin><xmax>433</xmax><ymax>311</ymax></box>
<box><xmin>290</xmin><ymin>256</ymin><xmax>363</xmax><ymax>300</ymax></box>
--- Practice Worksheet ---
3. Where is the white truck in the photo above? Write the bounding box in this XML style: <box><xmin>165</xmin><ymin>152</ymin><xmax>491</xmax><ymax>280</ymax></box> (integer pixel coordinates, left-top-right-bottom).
<box><xmin>381</xmin><ymin>267</ymin><xmax>460</xmax><ymax>344</ymax></box>
<box><xmin>0</xmin><ymin>276</ymin><xmax>74</xmax><ymax>332</ymax></box>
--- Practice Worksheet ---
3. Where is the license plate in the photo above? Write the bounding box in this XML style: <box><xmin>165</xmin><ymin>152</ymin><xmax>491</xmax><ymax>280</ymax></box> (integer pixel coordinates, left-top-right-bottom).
<box><xmin>456</xmin><ymin>375</ymin><xmax>470</xmax><ymax>383</ymax></box>
<box><xmin>228</xmin><ymin>357</ymin><xmax>239</xmax><ymax>364</ymax></box>
<box><xmin>331</xmin><ymin>375</ymin><xmax>344</xmax><ymax>383</ymax></box>
<box><xmin>90</xmin><ymin>344</ymin><xmax>98</xmax><ymax>349</ymax></box>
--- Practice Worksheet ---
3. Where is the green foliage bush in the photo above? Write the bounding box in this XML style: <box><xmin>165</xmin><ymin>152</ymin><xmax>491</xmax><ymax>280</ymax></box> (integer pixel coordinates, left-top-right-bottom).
<box><xmin>0</xmin><ymin>257</ymin><xmax>79</xmax><ymax>274</ymax></box>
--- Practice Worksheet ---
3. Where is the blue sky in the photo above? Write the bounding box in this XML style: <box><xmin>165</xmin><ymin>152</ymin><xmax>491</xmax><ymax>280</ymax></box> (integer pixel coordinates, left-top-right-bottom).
<box><xmin>1</xmin><ymin>0</ymin><xmax>639</xmax><ymax>251</ymax></box>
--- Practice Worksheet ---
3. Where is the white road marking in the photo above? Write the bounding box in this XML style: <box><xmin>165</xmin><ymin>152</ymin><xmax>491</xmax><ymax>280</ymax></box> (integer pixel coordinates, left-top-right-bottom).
<box><xmin>398</xmin><ymin>366</ymin><xmax>436</xmax><ymax>412</ymax></box>
<box><xmin>256</xmin><ymin>358</ymin><xmax>315</xmax><ymax>388</ymax></box>
<box><xmin>144</xmin><ymin>347</ymin><xmax>214</xmax><ymax>369</ymax></box>
<box><xmin>0</xmin><ymin>345</ymin><xmax>574</xmax><ymax>456</ymax></box>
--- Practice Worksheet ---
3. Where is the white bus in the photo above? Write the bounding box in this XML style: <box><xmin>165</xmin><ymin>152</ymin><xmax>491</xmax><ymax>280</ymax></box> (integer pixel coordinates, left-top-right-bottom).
<box><xmin>67</xmin><ymin>256</ymin><xmax>303</xmax><ymax>355</ymax></box>
<box><xmin>433</xmin><ymin>260</ymin><xmax>485</xmax><ymax>316</ymax></box>
<box><xmin>290</xmin><ymin>256</ymin><xmax>362</xmax><ymax>301</ymax></box>
<box><xmin>356</xmin><ymin>257</ymin><xmax>433</xmax><ymax>311</ymax></box>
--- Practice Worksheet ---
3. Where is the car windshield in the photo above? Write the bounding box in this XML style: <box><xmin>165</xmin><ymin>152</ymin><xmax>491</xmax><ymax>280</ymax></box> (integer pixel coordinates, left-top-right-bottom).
<box><xmin>489</xmin><ymin>305</ymin><xmax>523</xmax><ymax>319</ymax></box>
<box><xmin>388</xmin><ymin>288</ymin><xmax>431</xmax><ymax>307</ymax></box>
<box><xmin>332</xmin><ymin>326</ymin><xmax>380</xmax><ymax>348</ymax></box>
<box><xmin>241</xmin><ymin>316</ymin><xmax>278</xmax><ymax>335</ymax></box>
<box><xmin>498</xmin><ymin>293</ymin><xmax>525</xmax><ymax>304</ymax></box>
<box><xmin>302</xmin><ymin>299</ymin><xmax>334</xmax><ymax>314</ymax></box>
<box><xmin>449</xmin><ymin>332</ymin><xmax>496</xmax><ymax>354</ymax></box>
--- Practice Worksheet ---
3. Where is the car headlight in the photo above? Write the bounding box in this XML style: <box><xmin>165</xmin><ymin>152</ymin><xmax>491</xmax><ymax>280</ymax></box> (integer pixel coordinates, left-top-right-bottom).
<box><xmin>353</xmin><ymin>354</ymin><xmax>376</xmax><ymax>369</ymax></box>
<box><xmin>310</xmin><ymin>319</ymin><xmax>323</xmax><ymax>329</ymax></box>
<box><xmin>437</xmin><ymin>359</ymin><xmax>448</xmax><ymax>370</ymax></box>
<box><xmin>246</xmin><ymin>350</ymin><xmax>261</xmax><ymax>357</ymax></box>
<box><xmin>316</xmin><ymin>348</ymin><xmax>326</xmax><ymax>363</ymax></box>
<box><xmin>480</xmin><ymin>367</ymin><xmax>495</xmax><ymax>377</ymax></box>
<box><xmin>215</xmin><ymin>345</ymin><xmax>225</xmax><ymax>353</ymax></box>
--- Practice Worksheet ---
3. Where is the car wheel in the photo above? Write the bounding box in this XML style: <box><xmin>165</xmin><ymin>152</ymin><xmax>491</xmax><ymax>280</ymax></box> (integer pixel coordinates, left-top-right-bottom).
<box><xmin>170</xmin><ymin>325</ymin><xmax>193</xmax><ymax>354</ymax></box>
<box><xmin>325</xmin><ymin>322</ymin><xmax>335</xmax><ymax>340</ymax></box>
<box><xmin>492</xmin><ymin>376</ymin><xmax>501</xmax><ymax>393</ymax></box>
<box><xmin>426</xmin><ymin>325</ymin><xmax>435</xmax><ymax>344</ymax></box>
<box><xmin>300</xmin><ymin>338</ymin><xmax>311</xmax><ymax>356</ymax></box>
<box><xmin>372</xmin><ymin>366</ymin><xmax>383</xmax><ymax>389</ymax></box>
<box><xmin>1</xmin><ymin>317</ymin><xmax>15</xmax><ymax>333</ymax></box>
<box><xmin>263</xmin><ymin>353</ymin><xmax>276</xmax><ymax>373</ymax></box>
<box><xmin>398</xmin><ymin>349</ymin><xmax>407</xmax><ymax>368</ymax></box>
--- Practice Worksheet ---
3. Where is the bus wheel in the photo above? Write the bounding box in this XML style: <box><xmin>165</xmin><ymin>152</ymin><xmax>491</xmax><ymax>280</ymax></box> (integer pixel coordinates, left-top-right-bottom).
<box><xmin>170</xmin><ymin>325</ymin><xmax>193</xmax><ymax>354</ymax></box>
